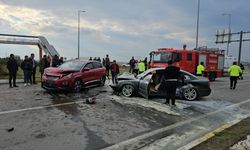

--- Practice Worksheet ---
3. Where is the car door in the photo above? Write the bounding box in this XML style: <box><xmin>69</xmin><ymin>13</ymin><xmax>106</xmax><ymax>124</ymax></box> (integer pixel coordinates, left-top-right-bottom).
<box><xmin>81</xmin><ymin>62</ymin><xmax>95</xmax><ymax>85</ymax></box>
<box><xmin>92</xmin><ymin>62</ymin><xmax>103</xmax><ymax>81</ymax></box>
<box><xmin>138</xmin><ymin>73</ymin><xmax>153</xmax><ymax>99</ymax></box>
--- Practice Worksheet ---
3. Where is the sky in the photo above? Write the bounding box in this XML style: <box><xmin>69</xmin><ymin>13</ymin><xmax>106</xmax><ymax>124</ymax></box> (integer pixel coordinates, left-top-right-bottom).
<box><xmin>0</xmin><ymin>0</ymin><xmax>250</xmax><ymax>62</ymax></box>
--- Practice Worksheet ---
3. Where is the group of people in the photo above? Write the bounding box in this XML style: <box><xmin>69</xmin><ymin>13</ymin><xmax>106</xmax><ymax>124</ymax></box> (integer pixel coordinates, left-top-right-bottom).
<box><xmin>6</xmin><ymin>53</ymin><xmax>64</xmax><ymax>88</ymax></box>
<box><xmin>129</xmin><ymin>56</ymin><xmax>148</xmax><ymax>75</ymax></box>
<box><xmin>196</xmin><ymin>61</ymin><xmax>245</xmax><ymax>90</ymax></box>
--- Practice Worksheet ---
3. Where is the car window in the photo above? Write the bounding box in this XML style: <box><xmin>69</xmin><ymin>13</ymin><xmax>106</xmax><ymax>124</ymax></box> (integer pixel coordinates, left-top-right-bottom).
<box><xmin>93</xmin><ymin>62</ymin><xmax>102</xmax><ymax>68</ymax></box>
<box><xmin>143</xmin><ymin>73</ymin><xmax>153</xmax><ymax>82</ymax></box>
<box><xmin>85</xmin><ymin>63</ymin><xmax>94</xmax><ymax>69</ymax></box>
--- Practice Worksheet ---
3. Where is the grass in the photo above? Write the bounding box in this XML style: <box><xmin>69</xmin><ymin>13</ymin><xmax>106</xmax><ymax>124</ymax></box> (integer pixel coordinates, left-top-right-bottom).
<box><xmin>191</xmin><ymin>117</ymin><xmax>250</xmax><ymax>150</ymax></box>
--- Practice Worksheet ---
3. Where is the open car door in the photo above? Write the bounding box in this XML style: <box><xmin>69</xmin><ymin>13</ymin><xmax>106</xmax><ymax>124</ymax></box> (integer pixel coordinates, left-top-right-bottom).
<box><xmin>138</xmin><ymin>73</ymin><xmax>153</xmax><ymax>99</ymax></box>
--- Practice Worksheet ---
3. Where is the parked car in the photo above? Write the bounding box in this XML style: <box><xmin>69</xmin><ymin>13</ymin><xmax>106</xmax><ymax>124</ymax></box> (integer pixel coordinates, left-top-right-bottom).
<box><xmin>110</xmin><ymin>68</ymin><xmax>211</xmax><ymax>101</ymax></box>
<box><xmin>42</xmin><ymin>60</ymin><xmax>106</xmax><ymax>92</ymax></box>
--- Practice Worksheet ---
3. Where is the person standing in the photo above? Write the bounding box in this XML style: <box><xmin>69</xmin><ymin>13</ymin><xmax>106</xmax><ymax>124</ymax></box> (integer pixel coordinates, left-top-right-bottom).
<box><xmin>129</xmin><ymin>56</ymin><xmax>136</xmax><ymax>73</ymax></box>
<box><xmin>161</xmin><ymin>60</ymin><xmax>180</xmax><ymax>106</ymax></box>
<box><xmin>30</xmin><ymin>53</ymin><xmax>37</xmax><ymax>84</ymax></box>
<box><xmin>110</xmin><ymin>60</ymin><xmax>120</xmax><ymax>84</ymax></box>
<box><xmin>143</xmin><ymin>57</ymin><xmax>148</xmax><ymax>70</ymax></box>
<box><xmin>196</xmin><ymin>62</ymin><xmax>205</xmax><ymax>76</ymax></box>
<box><xmin>239</xmin><ymin>63</ymin><xmax>245</xmax><ymax>80</ymax></box>
<box><xmin>228</xmin><ymin>62</ymin><xmax>242</xmax><ymax>90</ymax></box>
<box><xmin>21</xmin><ymin>55</ymin><xmax>33</xmax><ymax>86</ymax></box>
<box><xmin>52</xmin><ymin>55</ymin><xmax>60</xmax><ymax>67</ymax></box>
<box><xmin>7</xmin><ymin>54</ymin><xmax>19</xmax><ymax>88</ymax></box>
<box><xmin>105</xmin><ymin>54</ymin><xmax>110</xmax><ymax>76</ymax></box>
<box><xmin>138</xmin><ymin>60</ymin><xmax>145</xmax><ymax>74</ymax></box>
<box><xmin>39</xmin><ymin>55</ymin><xmax>50</xmax><ymax>78</ymax></box>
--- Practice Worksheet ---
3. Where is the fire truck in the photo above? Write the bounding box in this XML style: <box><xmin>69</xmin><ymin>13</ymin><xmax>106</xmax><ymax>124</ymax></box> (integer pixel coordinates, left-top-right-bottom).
<box><xmin>149</xmin><ymin>47</ymin><xmax>225</xmax><ymax>81</ymax></box>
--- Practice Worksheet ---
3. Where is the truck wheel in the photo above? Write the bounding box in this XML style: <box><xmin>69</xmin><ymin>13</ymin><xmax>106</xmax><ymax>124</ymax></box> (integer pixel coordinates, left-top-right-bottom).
<box><xmin>208</xmin><ymin>72</ymin><xmax>216</xmax><ymax>81</ymax></box>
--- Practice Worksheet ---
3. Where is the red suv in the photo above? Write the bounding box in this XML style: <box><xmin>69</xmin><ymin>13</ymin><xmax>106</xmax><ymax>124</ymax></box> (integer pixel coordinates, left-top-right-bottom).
<box><xmin>42</xmin><ymin>60</ymin><xmax>106</xmax><ymax>92</ymax></box>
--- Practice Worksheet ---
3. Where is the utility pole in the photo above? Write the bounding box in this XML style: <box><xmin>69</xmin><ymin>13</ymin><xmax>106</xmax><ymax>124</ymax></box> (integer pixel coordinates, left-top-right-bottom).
<box><xmin>195</xmin><ymin>0</ymin><xmax>200</xmax><ymax>49</ymax></box>
<box><xmin>216</xmin><ymin>30</ymin><xmax>250</xmax><ymax>64</ymax></box>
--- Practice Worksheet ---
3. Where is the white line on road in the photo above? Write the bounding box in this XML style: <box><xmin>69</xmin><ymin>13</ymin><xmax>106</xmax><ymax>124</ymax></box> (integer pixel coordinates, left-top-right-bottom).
<box><xmin>102</xmin><ymin>99</ymin><xmax>250</xmax><ymax>150</ymax></box>
<box><xmin>0</xmin><ymin>100</ymin><xmax>88</xmax><ymax>115</ymax></box>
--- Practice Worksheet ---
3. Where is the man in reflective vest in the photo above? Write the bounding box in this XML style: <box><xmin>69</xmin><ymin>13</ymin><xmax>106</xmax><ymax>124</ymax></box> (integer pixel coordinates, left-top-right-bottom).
<box><xmin>138</xmin><ymin>60</ymin><xmax>145</xmax><ymax>74</ymax></box>
<box><xmin>196</xmin><ymin>62</ymin><xmax>205</xmax><ymax>76</ymax></box>
<box><xmin>228</xmin><ymin>62</ymin><xmax>242</xmax><ymax>90</ymax></box>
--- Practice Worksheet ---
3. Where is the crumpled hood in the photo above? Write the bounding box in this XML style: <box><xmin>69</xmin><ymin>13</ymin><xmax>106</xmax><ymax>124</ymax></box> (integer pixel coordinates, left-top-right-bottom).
<box><xmin>44</xmin><ymin>67</ymin><xmax>79</xmax><ymax>75</ymax></box>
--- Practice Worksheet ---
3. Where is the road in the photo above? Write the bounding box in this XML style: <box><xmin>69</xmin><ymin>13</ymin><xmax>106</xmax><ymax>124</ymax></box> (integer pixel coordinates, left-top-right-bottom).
<box><xmin>0</xmin><ymin>74</ymin><xmax>250</xmax><ymax>150</ymax></box>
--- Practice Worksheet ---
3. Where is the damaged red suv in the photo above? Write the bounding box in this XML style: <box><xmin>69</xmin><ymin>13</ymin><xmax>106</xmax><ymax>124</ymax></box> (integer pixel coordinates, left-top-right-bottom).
<box><xmin>42</xmin><ymin>60</ymin><xmax>106</xmax><ymax>92</ymax></box>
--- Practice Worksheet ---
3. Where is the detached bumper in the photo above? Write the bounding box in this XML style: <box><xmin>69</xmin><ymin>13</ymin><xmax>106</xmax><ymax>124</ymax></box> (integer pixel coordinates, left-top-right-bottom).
<box><xmin>110</xmin><ymin>84</ymin><xmax>120</xmax><ymax>92</ymax></box>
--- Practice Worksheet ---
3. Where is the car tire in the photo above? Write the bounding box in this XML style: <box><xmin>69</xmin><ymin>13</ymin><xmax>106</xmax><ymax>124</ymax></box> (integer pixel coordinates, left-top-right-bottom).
<box><xmin>73</xmin><ymin>79</ymin><xmax>82</xmax><ymax>93</ymax></box>
<box><xmin>121</xmin><ymin>84</ymin><xmax>134</xmax><ymax>97</ymax></box>
<box><xmin>182</xmin><ymin>87</ymin><xmax>198</xmax><ymax>101</ymax></box>
<box><xmin>99</xmin><ymin>75</ymin><xmax>106</xmax><ymax>87</ymax></box>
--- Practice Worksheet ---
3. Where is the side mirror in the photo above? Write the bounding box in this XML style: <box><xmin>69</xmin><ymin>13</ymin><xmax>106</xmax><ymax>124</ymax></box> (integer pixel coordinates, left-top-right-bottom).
<box><xmin>82</xmin><ymin>68</ymin><xmax>90</xmax><ymax>72</ymax></box>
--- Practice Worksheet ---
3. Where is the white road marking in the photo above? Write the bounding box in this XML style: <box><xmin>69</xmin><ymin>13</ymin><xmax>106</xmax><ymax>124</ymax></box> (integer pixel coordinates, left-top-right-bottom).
<box><xmin>102</xmin><ymin>99</ymin><xmax>250</xmax><ymax>150</ymax></box>
<box><xmin>0</xmin><ymin>100</ymin><xmax>88</xmax><ymax>115</ymax></box>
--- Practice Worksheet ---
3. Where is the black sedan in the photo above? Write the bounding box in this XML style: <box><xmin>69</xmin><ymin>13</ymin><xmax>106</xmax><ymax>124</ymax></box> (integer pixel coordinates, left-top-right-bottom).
<box><xmin>110</xmin><ymin>68</ymin><xmax>211</xmax><ymax>101</ymax></box>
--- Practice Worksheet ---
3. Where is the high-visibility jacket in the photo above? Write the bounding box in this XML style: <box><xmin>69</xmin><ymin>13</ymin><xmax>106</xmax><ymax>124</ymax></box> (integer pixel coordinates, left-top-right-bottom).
<box><xmin>228</xmin><ymin>65</ymin><xmax>242</xmax><ymax>77</ymax></box>
<box><xmin>138</xmin><ymin>62</ymin><xmax>145</xmax><ymax>72</ymax></box>
<box><xmin>196</xmin><ymin>65</ymin><xmax>205</xmax><ymax>75</ymax></box>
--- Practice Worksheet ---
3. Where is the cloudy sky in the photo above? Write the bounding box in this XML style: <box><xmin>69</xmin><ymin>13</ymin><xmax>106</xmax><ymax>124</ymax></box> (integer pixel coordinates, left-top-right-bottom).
<box><xmin>0</xmin><ymin>0</ymin><xmax>250</xmax><ymax>62</ymax></box>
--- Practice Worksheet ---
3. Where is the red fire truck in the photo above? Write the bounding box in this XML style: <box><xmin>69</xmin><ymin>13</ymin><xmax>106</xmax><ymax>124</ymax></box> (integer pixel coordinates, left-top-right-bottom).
<box><xmin>149</xmin><ymin>47</ymin><xmax>225</xmax><ymax>81</ymax></box>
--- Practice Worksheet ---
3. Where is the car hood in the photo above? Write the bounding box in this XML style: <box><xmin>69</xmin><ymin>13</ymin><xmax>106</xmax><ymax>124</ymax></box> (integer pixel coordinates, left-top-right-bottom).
<box><xmin>117</xmin><ymin>73</ymin><xmax>137</xmax><ymax>81</ymax></box>
<box><xmin>44</xmin><ymin>67</ymin><xmax>79</xmax><ymax>75</ymax></box>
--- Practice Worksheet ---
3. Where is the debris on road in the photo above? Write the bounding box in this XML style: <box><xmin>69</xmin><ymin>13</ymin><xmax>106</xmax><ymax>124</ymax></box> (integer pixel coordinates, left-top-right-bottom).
<box><xmin>6</xmin><ymin>127</ymin><xmax>14</xmax><ymax>132</ymax></box>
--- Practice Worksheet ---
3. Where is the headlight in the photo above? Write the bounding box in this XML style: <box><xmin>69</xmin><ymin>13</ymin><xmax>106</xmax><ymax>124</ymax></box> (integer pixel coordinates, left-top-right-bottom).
<box><xmin>62</xmin><ymin>73</ymin><xmax>72</xmax><ymax>79</ymax></box>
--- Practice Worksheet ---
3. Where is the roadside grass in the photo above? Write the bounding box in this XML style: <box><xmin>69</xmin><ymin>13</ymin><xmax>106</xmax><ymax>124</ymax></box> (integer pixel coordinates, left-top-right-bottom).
<box><xmin>191</xmin><ymin>117</ymin><xmax>250</xmax><ymax>150</ymax></box>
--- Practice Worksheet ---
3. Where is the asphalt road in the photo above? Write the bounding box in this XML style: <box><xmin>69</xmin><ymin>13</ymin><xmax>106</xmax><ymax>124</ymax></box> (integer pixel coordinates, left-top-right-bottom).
<box><xmin>0</xmin><ymin>74</ymin><xmax>250</xmax><ymax>150</ymax></box>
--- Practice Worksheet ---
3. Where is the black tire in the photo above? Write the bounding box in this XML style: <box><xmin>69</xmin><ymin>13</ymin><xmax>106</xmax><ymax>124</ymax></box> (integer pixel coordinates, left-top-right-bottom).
<box><xmin>99</xmin><ymin>75</ymin><xmax>106</xmax><ymax>87</ymax></box>
<box><xmin>182</xmin><ymin>87</ymin><xmax>198</xmax><ymax>101</ymax></box>
<box><xmin>208</xmin><ymin>71</ymin><xmax>216</xmax><ymax>81</ymax></box>
<box><xmin>73</xmin><ymin>79</ymin><xmax>82</xmax><ymax>93</ymax></box>
<box><xmin>121</xmin><ymin>84</ymin><xmax>134</xmax><ymax>97</ymax></box>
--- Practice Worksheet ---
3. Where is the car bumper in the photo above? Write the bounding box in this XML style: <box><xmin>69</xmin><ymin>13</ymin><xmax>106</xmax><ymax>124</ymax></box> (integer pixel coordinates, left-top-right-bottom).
<box><xmin>42</xmin><ymin>79</ymin><xmax>72</xmax><ymax>91</ymax></box>
<box><xmin>110</xmin><ymin>84</ymin><xmax>120</xmax><ymax>92</ymax></box>
<box><xmin>198</xmin><ymin>88</ymin><xmax>212</xmax><ymax>97</ymax></box>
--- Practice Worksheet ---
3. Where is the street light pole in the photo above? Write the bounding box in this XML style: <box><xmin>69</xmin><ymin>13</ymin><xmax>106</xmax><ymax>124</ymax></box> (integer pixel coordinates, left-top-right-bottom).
<box><xmin>222</xmin><ymin>13</ymin><xmax>231</xmax><ymax>56</ymax></box>
<box><xmin>195</xmin><ymin>0</ymin><xmax>200</xmax><ymax>50</ymax></box>
<box><xmin>78</xmin><ymin>10</ymin><xmax>86</xmax><ymax>59</ymax></box>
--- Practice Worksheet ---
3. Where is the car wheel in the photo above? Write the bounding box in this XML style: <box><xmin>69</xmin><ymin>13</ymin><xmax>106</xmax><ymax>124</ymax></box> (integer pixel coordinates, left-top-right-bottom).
<box><xmin>73</xmin><ymin>79</ymin><xmax>82</xmax><ymax>93</ymax></box>
<box><xmin>99</xmin><ymin>75</ymin><xmax>106</xmax><ymax>86</ymax></box>
<box><xmin>183</xmin><ymin>87</ymin><xmax>198</xmax><ymax>101</ymax></box>
<box><xmin>121</xmin><ymin>84</ymin><xmax>134</xmax><ymax>97</ymax></box>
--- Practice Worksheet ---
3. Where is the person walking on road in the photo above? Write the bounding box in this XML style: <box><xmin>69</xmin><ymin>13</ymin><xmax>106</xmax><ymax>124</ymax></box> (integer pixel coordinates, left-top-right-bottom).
<box><xmin>110</xmin><ymin>60</ymin><xmax>120</xmax><ymax>84</ymax></box>
<box><xmin>228</xmin><ymin>62</ymin><xmax>242</xmax><ymax>90</ymax></box>
<box><xmin>196</xmin><ymin>62</ymin><xmax>205</xmax><ymax>76</ymax></box>
<box><xmin>161</xmin><ymin>60</ymin><xmax>180</xmax><ymax>106</ymax></box>
<box><xmin>7</xmin><ymin>54</ymin><xmax>19</xmax><ymax>88</ymax></box>
<box><xmin>138</xmin><ymin>60</ymin><xmax>145</xmax><ymax>74</ymax></box>
<box><xmin>21</xmin><ymin>55</ymin><xmax>33</xmax><ymax>86</ymax></box>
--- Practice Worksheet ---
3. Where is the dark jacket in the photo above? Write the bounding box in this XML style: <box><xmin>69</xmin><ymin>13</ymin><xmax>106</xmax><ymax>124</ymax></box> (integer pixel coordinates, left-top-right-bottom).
<box><xmin>163</xmin><ymin>66</ymin><xmax>180</xmax><ymax>80</ymax></box>
<box><xmin>7</xmin><ymin>58</ymin><xmax>18</xmax><ymax>74</ymax></box>
<box><xmin>129</xmin><ymin>59</ymin><xmax>136</xmax><ymax>67</ymax></box>
<box><xmin>21</xmin><ymin>59</ymin><xmax>33</xmax><ymax>71</ymax></box>
<box><xmin>39</xmin><ymin>57</ymin><xmax>50</xmax><ymax>72</ymax></box>
<box><xmin>110</xmin><ymin>63</ymin><xmax>120</xmax><ymax>74</ymax></box>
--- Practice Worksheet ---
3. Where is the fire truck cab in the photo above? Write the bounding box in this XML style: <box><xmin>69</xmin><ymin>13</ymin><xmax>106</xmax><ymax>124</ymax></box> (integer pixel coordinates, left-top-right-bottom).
<box><xmin>149</xmin><ymin>48</ymin><xmax>225</xmax><ymax>81</ymax></box>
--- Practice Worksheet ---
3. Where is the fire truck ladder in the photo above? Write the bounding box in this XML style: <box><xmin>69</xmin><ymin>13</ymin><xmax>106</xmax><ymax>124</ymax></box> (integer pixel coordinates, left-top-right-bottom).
<box><xmin>0</xmin><ymin>33</ymin><xmax>59</xmax><ymax>59</ymax></box>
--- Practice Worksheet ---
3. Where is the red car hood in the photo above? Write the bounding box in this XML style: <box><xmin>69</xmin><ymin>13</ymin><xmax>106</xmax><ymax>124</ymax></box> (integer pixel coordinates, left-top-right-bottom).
<box><xmin>44</xmin><ymin>67</ymin><xmax>79</xmax><ymax>76</ymax></box>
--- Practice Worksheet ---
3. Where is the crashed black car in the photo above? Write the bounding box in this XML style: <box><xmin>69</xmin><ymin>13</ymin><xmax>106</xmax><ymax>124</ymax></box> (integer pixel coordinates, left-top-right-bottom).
<box><xmin>110</xmin><ymin>68</ymin><xmax>211</xmax><ymax>101</ymax></box>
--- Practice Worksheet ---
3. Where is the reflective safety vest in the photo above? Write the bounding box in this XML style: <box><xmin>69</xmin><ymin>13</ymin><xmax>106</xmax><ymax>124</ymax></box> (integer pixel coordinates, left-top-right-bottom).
<box><xmin>228</xmin><ymin>65</ymin><xmax>242</xmax><ymax>77</ymax></box>
<box><xmin>138</xmin><ymin>62</ymin><xmax>145</xmax><ymax>72</ymax></box>
<box><xmin>196</xmin><ymin>65</ymin><xmax>205</xmax><ymax>75</ymax></box>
